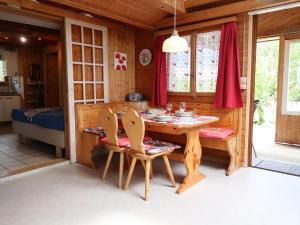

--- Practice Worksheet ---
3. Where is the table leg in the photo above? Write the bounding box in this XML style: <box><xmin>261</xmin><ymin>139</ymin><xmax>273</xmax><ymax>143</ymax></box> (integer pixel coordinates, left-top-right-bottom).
<box><xmin>176</xmin><ymin>128</ymin><xmax>206</xmax><ymax>194</ymax></box>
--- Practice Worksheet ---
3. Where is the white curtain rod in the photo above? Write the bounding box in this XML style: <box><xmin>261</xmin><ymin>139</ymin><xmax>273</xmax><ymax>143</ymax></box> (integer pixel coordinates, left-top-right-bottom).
<box><xmin>248</xmin><ymin>2</ymin><xmax>300</xmax><ymax>15</ymax></box>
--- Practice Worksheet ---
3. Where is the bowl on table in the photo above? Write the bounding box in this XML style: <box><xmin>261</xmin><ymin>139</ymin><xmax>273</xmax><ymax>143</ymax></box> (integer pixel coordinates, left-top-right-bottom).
<box><xmin>148</xmin><ymin>108</ymin><xmax>167</xmax><ymax>116</ymax></box>
<box><xmin>175</xmin><ymin>111</ymin><xmax>194</xmax><ymax>117</ymax></box>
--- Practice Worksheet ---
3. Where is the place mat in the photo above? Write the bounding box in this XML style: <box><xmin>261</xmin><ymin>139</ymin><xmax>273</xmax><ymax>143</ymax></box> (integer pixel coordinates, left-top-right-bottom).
<box><xmin>142</xmin><ymin>115</ymin><xmax>218</xmax><ymax>125</ymax></box>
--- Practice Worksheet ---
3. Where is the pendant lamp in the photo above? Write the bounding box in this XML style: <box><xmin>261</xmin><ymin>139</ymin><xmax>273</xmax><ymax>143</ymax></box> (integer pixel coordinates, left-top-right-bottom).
<box><xmin>162</xmin><ymin>0</ymin><xmax>188</xmax><ymax>52</ymax></box>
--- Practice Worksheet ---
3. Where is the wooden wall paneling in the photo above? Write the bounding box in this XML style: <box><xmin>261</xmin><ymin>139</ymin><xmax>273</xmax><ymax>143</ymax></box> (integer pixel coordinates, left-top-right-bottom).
<box><xmin>108</xmin><ymin>26</ymin><xmax>135</xmax><ymax>102</ymax></box>
<box><xmin>18</xmin><ymin>46</ymin><xmax>44</xmax><ymax>108</ymax></box>
<box><xmin>43</xmin><ymin>44</ymin><xmax>60</xmax><ymax>107</ymax></box>
<box><xmin>135</xmin><ymin>28</ymin><xmax>155</xmax><ymax>101</ymax></box>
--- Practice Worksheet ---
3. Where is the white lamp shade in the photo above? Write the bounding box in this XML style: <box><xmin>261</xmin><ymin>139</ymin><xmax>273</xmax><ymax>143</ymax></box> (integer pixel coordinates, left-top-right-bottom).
<box><xmin>163</xmin><ymin>33</ymin><xmax>188</xmax><ymax>53</ymax></box>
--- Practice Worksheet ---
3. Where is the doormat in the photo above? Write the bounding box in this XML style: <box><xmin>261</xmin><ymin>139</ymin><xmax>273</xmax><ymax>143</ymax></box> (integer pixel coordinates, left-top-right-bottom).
<box><xmin>256</xmin><ymin>160</ymin><xmax>300</xmax><ymax>177</ymax></box>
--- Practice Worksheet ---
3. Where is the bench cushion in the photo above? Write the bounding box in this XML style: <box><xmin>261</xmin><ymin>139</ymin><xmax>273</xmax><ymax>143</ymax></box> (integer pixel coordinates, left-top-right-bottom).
<box><xmin>101</xmin><ymin>134</ymin><xmax>152</xmax><ymax>147</ymax></box>
<box><xmin>199</xmin><ymin>127</ymin><xmax>234</xmax><ymax>139</ymax></box>
<box><xmin>125</xmin><ymin>139</ymin><xmax>181</xmax><ymax>155</ymax></box>
<box><xmin>143</xmin><ymin>139</ymin><xmax>181</xmax><ymax>155</ymax></box>
<box><xmin>84</xmin><ymin>127</ymin><xmax>124</xmax><ymax>138</ymax></box>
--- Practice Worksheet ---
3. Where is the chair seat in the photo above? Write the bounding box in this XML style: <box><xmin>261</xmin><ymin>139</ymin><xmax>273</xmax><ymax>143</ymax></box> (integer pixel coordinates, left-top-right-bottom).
<box><xmin>101</xmin><ymin>134</ymin><xmax>152</xmax><ymax>147</ymax></box>
<box><xmin>199</xmin><ymin>127</ymin><xmax>233</xmax><ymax>139</ymax></box>
<box><xmin>141</xmin><ymin>139</ymin><xmax>181</xmax><ymax>155</ymax></box>
<box><xmin>84</xmin><ymin>127</ymin><xmax>125</xmax><ymax>138</ymax></box>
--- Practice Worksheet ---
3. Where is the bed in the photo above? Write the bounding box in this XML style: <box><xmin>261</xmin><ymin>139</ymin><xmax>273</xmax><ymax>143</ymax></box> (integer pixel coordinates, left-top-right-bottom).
<box><xmin>11</xmin><ymin>108</ymin><xmax>65</xmax><ymax>158</ymax></box>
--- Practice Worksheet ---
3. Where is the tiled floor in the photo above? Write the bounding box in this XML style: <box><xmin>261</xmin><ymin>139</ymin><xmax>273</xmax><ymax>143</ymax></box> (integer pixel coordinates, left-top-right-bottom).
<box><xmin>0</xmin><ymin>124</ymin><xmax>57</xmax><ymax>178</ymax></box>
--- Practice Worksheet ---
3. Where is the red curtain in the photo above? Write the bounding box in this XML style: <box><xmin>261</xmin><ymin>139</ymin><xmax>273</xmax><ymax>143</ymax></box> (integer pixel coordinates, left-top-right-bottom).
<box><xmin>151</xmin><ymin>35</ymin><xmax>167</xmax><ymax>107</ymax></box>
<box><xmin>215</xmin><ymin>22</ymin><xmax>243</xmax><ymax>108</ymax></box>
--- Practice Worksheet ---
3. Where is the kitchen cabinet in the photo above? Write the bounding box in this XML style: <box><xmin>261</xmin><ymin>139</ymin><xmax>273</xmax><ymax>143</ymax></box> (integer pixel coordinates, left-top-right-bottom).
<box><xmin>0</xmin><ymin>96</ymin><xmax>21</xmax><ymax>122</ymax></box>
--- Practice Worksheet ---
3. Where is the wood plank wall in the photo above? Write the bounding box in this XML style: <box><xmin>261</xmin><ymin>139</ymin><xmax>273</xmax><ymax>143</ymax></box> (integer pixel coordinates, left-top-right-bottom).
<box><xmin>108</xmin><ymin>25</ymin><xmax>136</xmax><ymax>102</ymax></box>
<box><xmin>135</xmin><ymin>15</ymin><xmax>250</xmax><ymax>165</ymax></box>
<box><xmin>135</xmin><ymin>28</ymin><xmax>155</xmax><ymax>101</ymax></box>
<box><xmin>18</xmin><ymin>46</ymin><xmax>44</xmax><ymax>108</ymax></box>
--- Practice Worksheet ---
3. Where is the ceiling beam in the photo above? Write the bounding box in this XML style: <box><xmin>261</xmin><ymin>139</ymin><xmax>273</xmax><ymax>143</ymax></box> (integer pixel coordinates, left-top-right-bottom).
<box><xmin>158</xmin><ymin>0</ymin><xmax>300</xmax><ymax>28</ymax></box>
<box><xmin>47</xmin><ymin>0</ymin><xmax>156</xmax><ymax>30</ymax></box>
<box><xmin>184</xmin><ymin>0</ymin><xmax>220</xmax><ymax>9</ymax></box>
<box><xmin>160</xmin><ymin>0</ymin><xmax>186</xmax><ymax>14</ymax></box>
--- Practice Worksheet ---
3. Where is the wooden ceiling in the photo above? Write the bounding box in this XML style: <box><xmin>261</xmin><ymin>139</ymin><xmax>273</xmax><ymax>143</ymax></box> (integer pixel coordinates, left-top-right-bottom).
<box><xmin>33</xmin><ymin>0</ymin><xmax>244</xmax><ymax>30</ymax></box>
<box><xmin>0</xmin><ymin>20</ymin><xmax>60</xmax><ymax>48</ymax></box>
<box><xmin>0</xmin><ymin>0</ymin><xmax>299</xmax><ymax>31</ymax></box>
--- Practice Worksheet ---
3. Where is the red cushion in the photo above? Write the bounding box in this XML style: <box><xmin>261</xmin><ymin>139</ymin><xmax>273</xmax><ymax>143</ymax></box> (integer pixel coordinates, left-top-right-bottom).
<box><xmin>101</xmin><ymin>135</ymin><xmax>152</xmax><ymax>147</ymax></box>
<box><xmin>199</xmin><ymin>127</ymin><xmax>234</xmax><ymax>139</ymax></box>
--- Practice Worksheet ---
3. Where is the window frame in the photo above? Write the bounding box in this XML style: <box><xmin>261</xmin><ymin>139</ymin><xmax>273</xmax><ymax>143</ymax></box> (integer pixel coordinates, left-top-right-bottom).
<box><xmin>167</xmin><ymin>27</ymin><xmax>221</xmax><ymax>98</ymax></box>
<box><xmin>281</xmin><ymin>39</ymin><xmax>300</xmax><ymax>116</ymax></box>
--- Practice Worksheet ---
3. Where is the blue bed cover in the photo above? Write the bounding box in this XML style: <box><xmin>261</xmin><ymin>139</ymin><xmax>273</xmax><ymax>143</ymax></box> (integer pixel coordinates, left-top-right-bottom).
<box><xmin>11</xmin><ymin>108</ymin><xmax>64</xmax><ymax>131</ymax></box>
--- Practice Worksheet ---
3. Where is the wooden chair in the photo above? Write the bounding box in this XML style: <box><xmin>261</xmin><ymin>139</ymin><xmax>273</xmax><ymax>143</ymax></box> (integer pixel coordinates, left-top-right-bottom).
<box><xmin>100</xmin><ymin>107</ymin><xmax>127</xmax><ymax>188</ymax></box>
<box><xmin>122</xmin><ymin>109</ymin><xmax>179</xmax><ymax>201</ymax></box>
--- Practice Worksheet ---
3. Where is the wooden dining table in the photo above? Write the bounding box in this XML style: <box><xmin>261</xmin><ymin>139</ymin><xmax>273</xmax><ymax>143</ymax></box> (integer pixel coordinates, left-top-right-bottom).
<box><xmin>141</xmin><ymin>115</ymin><xmax>219</xmax><ymax>194</ymax></box>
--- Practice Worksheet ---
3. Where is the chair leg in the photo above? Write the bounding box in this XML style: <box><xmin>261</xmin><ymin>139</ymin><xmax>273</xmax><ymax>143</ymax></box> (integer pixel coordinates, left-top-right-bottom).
<box><xmin>102</xmin><ymin>151</ymin><xmax>114</xmax><ymax>180</ymax></box>
<box><xmin>141</xmin><ymin>160</ymin><xmax>153</xmax><ymax>179</ymax></box>
<box><xmin>124</xmin><ymin>157</ymin><xmax>137</xmax><ymax>190</ymax></box>
<box><xmin>119</xmin><ymin>152</ymin><xmax>124</xmax><ymax>188</ymax></box>
<box><xmin>145</xmin><ymin>159</ymin><xmax>151</xmax><ymax>201</ymax></box>
<box><xmin>150</xmin><ymin>160</ymin><xmax>154</xmax><ymax>178</ymax></box>
<box><xmin>162</xmin><ymin>155</ymin><xmax>176</xmax><ymax>187</ymax></box>
<box><xmin>125</xmin><ymin>152</ymin><xmax>131</xmax><ymax>169</ymax></box>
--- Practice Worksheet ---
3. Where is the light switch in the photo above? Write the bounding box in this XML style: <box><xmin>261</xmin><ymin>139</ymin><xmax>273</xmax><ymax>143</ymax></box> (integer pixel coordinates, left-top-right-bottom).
<box><xmin>240</xmin><ymin>77</ymin><xmax>247</xmax><ymax>89</ymax></box>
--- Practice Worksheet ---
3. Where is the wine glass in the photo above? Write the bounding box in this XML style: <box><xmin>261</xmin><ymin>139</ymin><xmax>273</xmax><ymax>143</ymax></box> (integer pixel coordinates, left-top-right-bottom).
<box><xmin>166</xmin><ymin>103</ymin><xmax>173</xmax><ymax>115</ymax></box>
<box><xmin>179</xmin><ymin>102</ymin><xmax>186</xmax><ymax>113</ymax></box>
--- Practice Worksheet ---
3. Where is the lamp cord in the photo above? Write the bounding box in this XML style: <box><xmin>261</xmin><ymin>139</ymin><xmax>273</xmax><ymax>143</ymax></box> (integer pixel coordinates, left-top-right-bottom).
<box><xmin>174</xmin><ymin>0</ymin><xmax>176</xmax><ymax>31</ymax></box>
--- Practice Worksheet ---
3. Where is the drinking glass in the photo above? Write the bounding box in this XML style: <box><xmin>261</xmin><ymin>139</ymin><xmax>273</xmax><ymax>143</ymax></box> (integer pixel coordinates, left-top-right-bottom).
<box><xmin>166</xmin><ymin>103</ymin><xmax>173</xmax><ymax>115</ymax></box>
<box><xmin>179</xmin><ymin>102</ymin><xmax>186</xmax><ymax>113</ymax></box>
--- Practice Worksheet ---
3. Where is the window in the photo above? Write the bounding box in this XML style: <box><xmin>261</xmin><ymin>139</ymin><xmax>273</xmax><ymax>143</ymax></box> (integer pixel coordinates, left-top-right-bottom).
<box><xmin>196</xmin><ymin>31</ymin><xmax>220</xmax><ymax>92</ymax></box>
<box><xmin>282</xmin><ymin>39</ymin><xmax>300</xmax><ymax>115</ymax></box>
<box><xmin>167</xmin><ymin>35</ymin><xmax>191</xmax><ymax>92</ymax></box>
<box><xmin>167</xmin><ymin>30</ymin><xmax>221</xmax><ymax>94</ymax></box>
<box><xmin>0</xmin><ymin>54</ymin><xmax>7</xmax><ymax>82</ymax></box>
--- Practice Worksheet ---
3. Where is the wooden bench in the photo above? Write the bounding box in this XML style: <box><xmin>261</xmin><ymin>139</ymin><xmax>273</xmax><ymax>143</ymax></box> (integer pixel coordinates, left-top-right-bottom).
<box><xmin>76</xmin><ymin>102</ymin><xmax>144</xmax><ymax>168</ymax></box>
<box><xmin>147</xmin><ymin>103</ymin><xmax>242</xmax><ymax>175</ymax></box>
<box><xmin>76</xmin><ymin>102</ymin><xmax>242</xmax><ymax>175</ymax></box>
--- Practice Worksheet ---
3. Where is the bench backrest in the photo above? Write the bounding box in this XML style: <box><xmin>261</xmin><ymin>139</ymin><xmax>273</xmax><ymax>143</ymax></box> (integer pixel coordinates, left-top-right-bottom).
<box><xmin>76</xmin><ymin>102</ymin><xmax>146</xmax><ymax>132</ymax></box>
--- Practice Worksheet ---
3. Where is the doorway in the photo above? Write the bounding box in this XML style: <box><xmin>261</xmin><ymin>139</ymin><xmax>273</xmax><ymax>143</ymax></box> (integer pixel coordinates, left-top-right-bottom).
<box><xmin>252</xmin><ymin>36</ymin><xmax>300</xmax><ymax>176</ymax></box>
<box><xmin>0</xmin><ymin>10</ymin><xmax>67</xmax><ymax>179</ymax></box>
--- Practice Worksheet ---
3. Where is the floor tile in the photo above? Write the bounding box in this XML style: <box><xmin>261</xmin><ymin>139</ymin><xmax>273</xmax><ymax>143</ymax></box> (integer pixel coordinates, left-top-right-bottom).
<box><xmin>0</xmin><ymin>125</ymin><xmax>57</xmax><ymax>175</ymax></box>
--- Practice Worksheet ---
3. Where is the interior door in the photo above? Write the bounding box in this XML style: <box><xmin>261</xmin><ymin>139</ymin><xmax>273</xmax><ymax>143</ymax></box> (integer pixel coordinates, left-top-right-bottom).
<box><xmin>65</xmin><ymin>18</ymin><xmax>108</xmax><ymax>162</ymax></box>
<box><xmin>275</xmin><ymin>36</ymin><xmax>300</xmax><ymax>145</ymax></box>
<box><xmin>45</xmin><ymin>52</ymin><xmax>60</xmax><ymax>107</ymax></box>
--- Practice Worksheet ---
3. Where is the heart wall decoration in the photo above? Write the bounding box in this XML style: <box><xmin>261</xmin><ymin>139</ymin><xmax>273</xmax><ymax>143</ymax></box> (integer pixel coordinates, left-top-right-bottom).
<box><xmin>114</xmin><ymin>52</ymin><xmax>127</xmax><ymax>71</ymax></box>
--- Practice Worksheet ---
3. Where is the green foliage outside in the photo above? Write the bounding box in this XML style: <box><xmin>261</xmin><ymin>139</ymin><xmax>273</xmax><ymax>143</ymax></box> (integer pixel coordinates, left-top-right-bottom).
<box><xmin>255</xmin><ymin>40</ymin><xmax>279</xmax><ymax>125</ymax></box>
<box><xmin>287</xmin><ymin>42</ymin><xmax>300</xmax><ymax>102</ymax></box>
